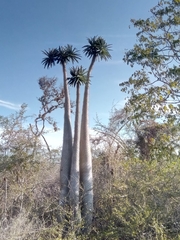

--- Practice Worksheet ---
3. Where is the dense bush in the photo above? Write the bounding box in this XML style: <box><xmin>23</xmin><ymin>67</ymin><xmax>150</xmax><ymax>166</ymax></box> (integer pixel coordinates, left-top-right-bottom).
<box><xmin>1</xmin><ymin>140</ymin><xmax>180</xmax><ymax>239</ymax></box>
<box><xmin>1</xmin><ymin>108</ymin><xmax>180</xmax><ymax>239</ymax></box>
<box><xmin>92</xmin><ymin>155</ymin><xmax>180</xmax><ymax>240</ymax></box>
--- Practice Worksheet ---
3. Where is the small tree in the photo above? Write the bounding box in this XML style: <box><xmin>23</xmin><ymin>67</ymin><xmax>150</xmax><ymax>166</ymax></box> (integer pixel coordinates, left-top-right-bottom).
<box><xmin>30</xmin><ymin>76</ymin><xmax>64</xmax><ymax>157</ymax></box>
<box><xmin>0</xmin><ymin>105</ymin><xmax>42</xmax><ymax>220</ymax></box>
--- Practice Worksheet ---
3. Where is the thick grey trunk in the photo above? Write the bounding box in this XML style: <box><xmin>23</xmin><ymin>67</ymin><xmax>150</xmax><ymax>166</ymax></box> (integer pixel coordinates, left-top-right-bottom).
<box><xmin>70</xmin><ymin>83</ymin><xmax>80</xmax><ymax>222</ymax></box>
<box><xmin>80</xmin><ymin>83</ymin><xmax>93</xmax><ymax>231</ymax></box>
<box><xmin>60</xmin><ymin>64</ymin><xmax>72</xmax><ymax>206</ymax></box>
<box><xmin>80</xmin><ymin>57</ymin><xmax>95</xmax><ymax>231</ymax></box>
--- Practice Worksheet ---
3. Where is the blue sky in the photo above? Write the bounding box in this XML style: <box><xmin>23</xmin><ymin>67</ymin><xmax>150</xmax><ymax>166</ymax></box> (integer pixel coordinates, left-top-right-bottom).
<box><xmin>0</xmin><ymin>0</ymin><xmax>159</xmax><ymax>137</ymax></box>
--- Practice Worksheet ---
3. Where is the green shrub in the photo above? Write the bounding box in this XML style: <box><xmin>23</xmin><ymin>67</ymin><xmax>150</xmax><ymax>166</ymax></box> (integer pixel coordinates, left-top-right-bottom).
<box><xmin>92</xmin><ymin>157</ymin><xmax>180</xmax><ymax>239</ymax></box>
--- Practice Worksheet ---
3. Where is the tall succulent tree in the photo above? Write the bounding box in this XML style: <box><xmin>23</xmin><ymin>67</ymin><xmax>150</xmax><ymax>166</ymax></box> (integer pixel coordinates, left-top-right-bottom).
<box><xmin>80</xmin><ymin>36</ymin><xmax>112</xmax><ymax>230</ymax></box>
<box><xmin>42</xmin><ymin>45</ymin><xmax>81</xmax><ymax>205</ymax></box>
<box><xmin>67</xmin><ymin>66</ymin><xmax>87</xmax><ymax>223</ymax></box>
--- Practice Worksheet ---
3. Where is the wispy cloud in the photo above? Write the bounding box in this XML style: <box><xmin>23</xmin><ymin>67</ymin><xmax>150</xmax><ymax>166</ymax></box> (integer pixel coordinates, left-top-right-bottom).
<box><xmin>0</xmin><ymin>99</ymin><xmax>21</xmax><ymax>110</ymax></box>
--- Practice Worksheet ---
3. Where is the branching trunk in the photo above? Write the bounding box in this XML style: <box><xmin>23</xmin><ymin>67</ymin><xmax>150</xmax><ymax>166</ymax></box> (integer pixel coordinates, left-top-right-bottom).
<box><xmin>60</xmin><ymin>64</ymin><xmax>72</xmax><ymax>206</ymax></box>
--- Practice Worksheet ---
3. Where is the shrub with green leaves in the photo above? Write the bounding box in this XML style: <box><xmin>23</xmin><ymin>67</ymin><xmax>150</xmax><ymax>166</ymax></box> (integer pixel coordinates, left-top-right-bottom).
<box><xmin>92</xmin><ymin>156</ymin><xmax>180</xmax><ymax>240</ymax></box>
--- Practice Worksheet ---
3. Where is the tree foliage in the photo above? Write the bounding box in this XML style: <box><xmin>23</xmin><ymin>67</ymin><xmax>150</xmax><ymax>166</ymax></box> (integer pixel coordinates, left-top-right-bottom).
<box><xmin>120</xmin><ymin>0</ymin><xmax>180</xmax><ymax>125</ymax></box>
<box><xmin>83</xmin><ymin>36</ymin><xmax>112</xmax><ymax>61</ymax></box>
<box><xmin>67</xmin><ymin>66</ymin><xmax>87</xmax><ymax>87</ymax></box>
<box><xmin>42</xmin><ymin>45</ymin><xmax>81</xmax><ymax>68</ymax></box>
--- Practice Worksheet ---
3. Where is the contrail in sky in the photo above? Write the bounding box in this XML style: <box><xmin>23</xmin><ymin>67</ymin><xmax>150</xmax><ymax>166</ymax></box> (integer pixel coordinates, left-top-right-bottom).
<box><xmin>0</xmin><ymin>99</ymin><xmax>21</xmax><ymax>110</ymax></box>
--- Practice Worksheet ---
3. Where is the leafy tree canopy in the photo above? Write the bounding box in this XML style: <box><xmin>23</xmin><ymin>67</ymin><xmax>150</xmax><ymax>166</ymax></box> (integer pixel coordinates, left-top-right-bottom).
<box><xmin>67</xmin><ymin>66</ymin><xmax>87</xmax><ymax>87</ymax></box>
<box><xmin>120</xmin><ymin>0</ymin><xmax>180</xmax><ymax>125</ymax></box>
<box><xmin>83</xmin><ymin>36</ymin><xmax>112</xmax><ymax>61</ymax></box>
<box><xmin>42</xmin><ymin>45</ymin><xmax>81</xmax><ymax>68</ymax></box>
